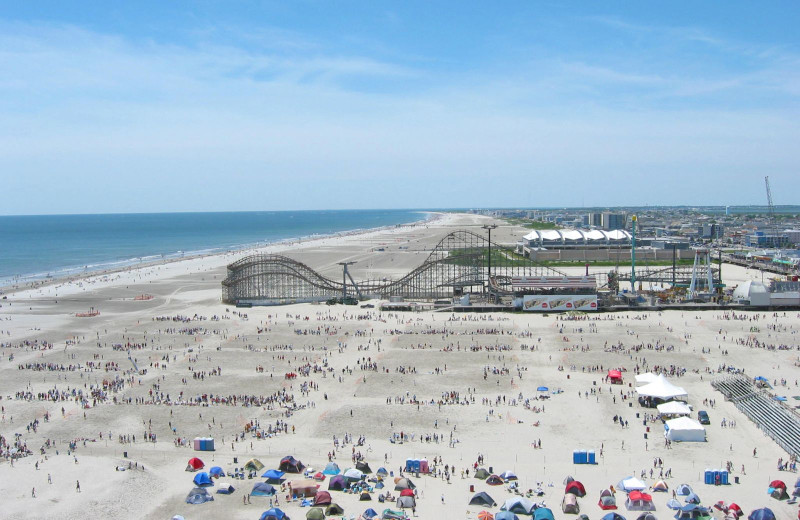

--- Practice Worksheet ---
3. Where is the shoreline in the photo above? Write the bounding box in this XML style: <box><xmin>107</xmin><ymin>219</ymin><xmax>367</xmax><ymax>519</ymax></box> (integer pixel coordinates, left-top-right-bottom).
<box><xmin>0</xmin><ymin>211</ymin><xmax>445</xmax><ymax>298</ymax></box>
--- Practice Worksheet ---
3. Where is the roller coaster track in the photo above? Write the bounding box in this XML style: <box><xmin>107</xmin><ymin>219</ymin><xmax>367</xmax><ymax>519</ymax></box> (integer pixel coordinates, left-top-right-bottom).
<box><xmin>222</xmin><ymin>230</ymin><xmax>569</xmax><ymax>305</ymax></box>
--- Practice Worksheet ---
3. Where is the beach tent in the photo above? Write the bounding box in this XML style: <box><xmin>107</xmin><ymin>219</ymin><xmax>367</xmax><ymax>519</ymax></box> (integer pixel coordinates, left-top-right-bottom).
<box><xmin>475</xmin><ymin>468</ymin><xmax>491</xmax><ymax>480</ymax></box>
<box><xmin>676</xmin><ymin>485</ymin><xmax>693</xmax><ymax>496</ymax></box>
<box><xmin>664</xmin><ymin>418</ymin><xmax>706</xmax><ymax>442</ymax></box>
<box><xmin>328</xmin><ymin>475</ymin><xmax>347</xmax><ymax>491</ymax></box>
<box><xmin>684</xmin><ymin>492</ymin><xmax>701</xmax><ymax>504</ymax></box>
<box><xmin>674</xmin><ymin>504</ymin><xmax>709</xmax><ymax>520</ymax></box>
<box><xmin>470</xmin><ymin>491</ymin><xmax>497</xmax><ymax>507</ymax></box>
<box><xmin>306</xmin><ymin>508</ymin><xmax>325</xmax><ymax>520</ymax></box>
<box><xmin>768</xmin><ymin>480</ymin><xmax>786</xmax><ymax>489</ymax></box>
<box><xmin>400</xmin><ymin>489</ymin><xmax>415</xmax><ymax>497</ymax></box>
<box><xmin>394</xmin><ymin>477</ymin><xmax>415</xmax><ymax>490</ymax></box>
<box><xmin>769</xmin><ymin>487</ymin><xmax>789</xmax><ymax>500</ymax></box>
<box><xmin>186</xmin><ymin>457</ymin><xmax>204</xmax><ymax>471</ymax></box>
<box><xmin>192</xmin><ymin>472</ymin><xmax>214</xmax><ymax>487</ymax></box>
<box><xmin>728</xmin><ymin>503</ymin><xmax>742</xmax><ymax>517</ymax></box>
<box><xmin>290</xmin><ymin>479</ymin><xmax>319</xmax><ymax>497</ymax></box>
<box><xmin>563</xmin><ymin>493</ymin><xmax>580</xmax><ymax>514</ymax></box>
<box><xmin>376</xmin><ymin>467</ymin><xmax>389</xmax><ymax>477</ymax></box>
<box><xmin>251</xmin><ymin>482</ymin><xmax>277</xmax><ymax>497</ymax></box>
<box><xmin>618</xmin><ymin>477</ymin><xmax>648</xmax><ymax>492</ymax></box>
<box><xmin>653</xmin><ymin>481</ymin><xmax>669</xmax><ymax>492</ymax></box>
<box><xmin>263</xmin><ymin>469</ymin><xmax>286</xmax><ymax>481</ymax></box>
<box><xmin>565</xmin><ymin>480</ymin><xmax>587</xmax><ymax>497</ymax></box>
<box><xmin>356</xmin><ymin>461</ymin><xmax>373</xmax><ymax>474</ymax></box>
<box><xmin>609</xmin><ymin>370</ymin><xmax>623</xmax><ymax>383</ymax></box>
<box><xmin>325</xmin><ymin>503</ymin><xmax>344</xmax><ymax>516</ymax></box>
<box><xmin>495</xmin><ymin>512</ymin><xmax>519</xmax><ymax>520</ymax></box>
<box><xmin>602</xmin><ymin>514</ymin><xmax>627</xmax><ymax>520</ymax></box>
<box><xmin>657</xmin><ymin>402</ymin><xmax>692</xmax><ymax>417</ymax></box>
<box><xmin>747</xmin><ymin>509</ymin><xmax>775</xmax><ymax>520</ymax></box>
<box><xmin>380</xmin><ymin>509</ymin><xmax>406</xmax><ymax>520</ymax></box>
<box><xmin>323</xmin><ymin>462</ymin><xmax>341</xmax><ymax>475</ymax></box>
<box><xmin>502</xmin><ymin>497</ymin><xmax>535</xmax><ymax>515</ymax></box>
<box><xmin>601</xmin><ymin>489</ymin><xmax>614</xmax><ymax>497</ymax></box>
<box><xmin>245</xmin><ymin>459</ymin><xmax>265</xmax><ymax>472</ymax></box>
<box><xmin>362</xmin><ymin>508</ymin><xmax>379</xmax><ymax>519</ymax></box>
<box><xmin>564</xmin><ymin>475</ymin><xmax>575</xmax><ymax>485</ymax></box>
<box><xmin>636</xmin><ymin>373</ymin><xmax>658</xmax><ymax>385</ymax></box>
<box><xmin>280</xmin><ymin>456</ymin><xmax>305</xmax><ymax>473</ymax></box>
<box><xmin>360</xmin><ymin>491</ymin><xmax>372</xmax><ymax>501</ymax></box>
<box><xmin>313</xmin><ymin>490</ymin><xmax>332</xmax><ymax>506</ymax></box>
<box><xmin>533</xmin><ymin>507</ymin><xmax>555</xmax><ymax>520</ymax></box>
<box><xmin>186</xmin><ymin>487</ymin><xmax>214</xmax><ymax>504</ymax></box>
<box><xmin>209</xmin><ymin>466</ymin><xmax>224</xmax><ymax>478</ymax></box>
<box><xmin>599</xmin><ymin>496</ymin><xmax>618</xmax><ymax>510</ymax></box>
<box><xmin>501</xmin><ymin>470</ymin><xmax>518</xmax><ymax>481</ymax></box>
<box><xmin>312</xmin><ymin>472</ymin><xmax>325</xmax><ymax>481</ymax></box>
<box><xmin>344</xmin><ymin>468</ymin><xmax>365</xmax><ymax>481</ymax></box>
<box><xmin>486</xmin><ymin>474</ymin><xmax>504</xmax><ymax>486</ymax></box>
<box><xmin>636</xmin><ymin>514</ymin><xmax>658</xmax><ymax>520</ymax></box>
<box><xmin>260</xmin><ymin>508</ymin><xmax>287</xmax><ymax>520</ymax></box>
<box><xmin>667</xmin><ymin>500</ymin><xmax>682</xmax><ymax>510</ymax></box>
<box><xmin>626</xmin><ymin>491</ymin><xmax>656</xmax><ymax>511</ymax></box>
<box><xmin>216</xmin><ymin>482</ymin><xmax>235</xmax><ymax>494</ymax></box>
<box><xmin>537</xmin><ymin>386</ymin><xmax>549</xmax><ymax>392</ymax></box>
<box><xmin>637</xmin><ymin>375</ymin><xmax>688</xmax><ymax>401</ymax></box>
<box><xmin>396</xmin><ymin>495</ymin><xmax>416</xmax><ymax>509</ymax></box>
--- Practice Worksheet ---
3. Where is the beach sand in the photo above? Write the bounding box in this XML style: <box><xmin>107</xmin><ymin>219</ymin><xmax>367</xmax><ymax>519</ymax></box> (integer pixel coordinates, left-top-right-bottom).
<box><xmin>1</xmin><ymin>213</ymin><xmax>798</xmax><ymax>520</ymax></box>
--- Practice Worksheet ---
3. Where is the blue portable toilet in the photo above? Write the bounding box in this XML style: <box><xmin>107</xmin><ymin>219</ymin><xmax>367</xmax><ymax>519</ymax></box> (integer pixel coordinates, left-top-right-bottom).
<box><xmin>704</xmin><ymin>469</ymin><xmax>713</xmax><ymax>485</ymax></box>
<box><xmin>411</xmin><ymin>459</ymin><xmax>420</xmax><ymax>473</ymax></box>
<box><xmin>572</xmin><ymin>451</ymin><xmax>580</xmax><ymax>464</ymax></box>
<box><xmin>588</xmin><ymin>450</ymin><xmax>596</xmax><ymax>464</ymax></box>
<box><xmin>720</xmin><ymin>470</ymin><xmax>729</xmax><ymax>485</ymax></box>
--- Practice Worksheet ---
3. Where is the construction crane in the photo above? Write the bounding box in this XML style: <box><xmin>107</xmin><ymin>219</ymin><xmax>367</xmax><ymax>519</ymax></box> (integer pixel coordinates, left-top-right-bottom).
<box><xmin>764</xmin><ymin>176</ymin><xmax>783</xmax><ymax>249</ymax></box>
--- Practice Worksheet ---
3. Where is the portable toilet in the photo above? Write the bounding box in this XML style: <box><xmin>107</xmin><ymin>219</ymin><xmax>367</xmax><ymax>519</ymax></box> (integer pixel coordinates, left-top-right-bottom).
<box><xmin>411</xmin><ymin>459</ymin><xmax>420</xmax><ymax>473</ymax></box>
<box><xmin>704</xmin><ymin>469</ymin><xmax>714</xmax><ymax>485</ymax></box>
<box><xmin>588</xmin><ymin>450</ymin><xmax>596</xmax><ymax>464</ymax></box>
<box><xmin>572</xmin><ymin>451</ymin><xmax>580</xmax><ymax>464</ymax></box>
<box><xmin>720</xmin><ymin>470</ymin><xmax>729</xmax><ymax>485</ymax></box>
<box><xmin>419</xmin><ymin>459</ymin><xmax>429</xmax><ymax>473</ymax></box>
<box><xmin>405</xmin><ymin>459</ymin><xmax>414</xmax><ymax>472</ymax></box>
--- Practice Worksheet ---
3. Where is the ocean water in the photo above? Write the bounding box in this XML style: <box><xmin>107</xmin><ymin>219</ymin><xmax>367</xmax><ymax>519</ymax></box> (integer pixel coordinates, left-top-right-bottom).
<box><xmin>0</xmin><ymin>210</ymin><xmax>429</xmax><ymax>286</ymax></box>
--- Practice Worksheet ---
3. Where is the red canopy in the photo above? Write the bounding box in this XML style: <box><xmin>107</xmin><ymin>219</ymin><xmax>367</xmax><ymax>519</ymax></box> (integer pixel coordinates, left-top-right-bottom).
<box><xmin>608</xmin><ymin>369</ymin><xmax>622</xmax><ymax>380</ymax></box>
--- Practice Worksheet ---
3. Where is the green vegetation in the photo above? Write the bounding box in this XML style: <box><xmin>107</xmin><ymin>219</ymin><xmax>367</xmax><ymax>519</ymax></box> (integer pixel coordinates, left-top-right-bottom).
<box><xmin>504</xmin><ymin>218</ymin><xmax>561</xmax><ymax>230</ymax></box>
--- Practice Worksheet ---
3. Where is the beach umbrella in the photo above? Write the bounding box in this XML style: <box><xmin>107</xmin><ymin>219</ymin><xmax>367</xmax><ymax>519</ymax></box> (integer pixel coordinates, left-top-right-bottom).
<box><xmin>747</xmin><ymin>509</ymin><xmax>775</xmax><ymax>520</ymax></box>
<box><xmin>537</xmin><ymin>386</ymin><xmax>549</xmax><ymax>392</ymax></box>
<box><xmin>478</xmin><ymin>511</ymin><xmax>494</xmax><ymax>520</ymax></box>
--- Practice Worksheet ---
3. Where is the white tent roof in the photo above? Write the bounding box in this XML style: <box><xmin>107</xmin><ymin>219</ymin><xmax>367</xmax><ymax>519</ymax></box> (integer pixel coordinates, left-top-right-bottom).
<box><xmin>635</xmin><ymin>372</ymin><xmax>658</xmax><ymax>385</ymax></box>
<box><xmin>657</xmin><ymin>401</ymin><xmax>692</xmax><ymax>416</ymax></box>
<box><xmin>665</xmin><ymin>417</ymin><xmax>705</xmax><ymax>431</ymax></box>
<box><xmin>618</xmin><ymin>477</ymin><xmax>647</xmax><ymax>491</ymax></box>
<box><xmin>636</xmin><ymin>374</ymin><xmax>688</xmax><ymax>400</ymax></box>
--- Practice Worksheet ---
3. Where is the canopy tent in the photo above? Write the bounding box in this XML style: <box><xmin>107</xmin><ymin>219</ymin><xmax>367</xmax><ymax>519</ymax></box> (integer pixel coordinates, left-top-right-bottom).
<box><xmin>636</xmin><ymin>373</ymin><xmax>658</xmax><ymax>385</ymax></box>
<box><xmin>289</xmin><ymin>479</ymin><xmax>319</xmax><ymax>497</ymax></box>
<box><xmin>263</xmin><ymin>469</ymin><xmax>286</xmax><ymax>481</ymax></box>
<box><xmin>618</xmin><ymin>477</ymin><xmax>648</xmax><ymax>492</ymax></box>
<box><xmin>186</xmin><ymin>487</ymin><xmax>214</xmax><ymax>504</ymax></box>
<box><xmin>664</xmin><ymin>418</ymin><xmax>706</xmax><ymax>442</ymax></box>
<box><xmin>192</xmin><ymin>472</ymin><xmax>214</xmax><ymax>487</ymax></box>
<box><xmin>251</xmin><ymin>482</ymin><xmax>277</xmax><ymax>496</ymax></box>
<box><xmin>657</xmin><ymin>402</ymin><xmax>692</xmax><ymax>417</ymax></box>
<box><xmin>469</xmin><ymin>491</ymin><xmax>497</xmax><ymax>507</ymax></box>
<box><xmin>599</xmin><ymin>496</ymin><xmax>618</xmax><ymax>510</ymax></box>
<box><xmin>637</xmin><ymin>375</ymin><xmax>688</xmax><ymax>401</ymax></box>
<box><xmin>608</xmin><ymin>370</ymin><xmax>623</xmax><ymax>383</ymax></box>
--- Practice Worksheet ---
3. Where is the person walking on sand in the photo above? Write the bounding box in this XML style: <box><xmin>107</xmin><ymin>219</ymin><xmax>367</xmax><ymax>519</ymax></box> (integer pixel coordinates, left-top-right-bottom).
<box><xmin>32</xmin><ymin>487</ymin><xmax>35</xmax><ymax>498</ymax></box>
<box><xmin>76</xmin><ymin>480</ymin><xmax>81</xmax><ymax>492</ymax></box>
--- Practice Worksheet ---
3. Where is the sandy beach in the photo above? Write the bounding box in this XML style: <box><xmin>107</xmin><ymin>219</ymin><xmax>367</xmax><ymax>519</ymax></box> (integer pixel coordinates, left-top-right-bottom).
<box><xmin>1</xmin><ymin>213</ymin><xmax>798</xmax><ymax>520</ymax></box>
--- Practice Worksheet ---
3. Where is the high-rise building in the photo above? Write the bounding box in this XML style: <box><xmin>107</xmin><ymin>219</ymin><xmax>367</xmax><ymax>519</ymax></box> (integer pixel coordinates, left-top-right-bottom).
<box><xmin>601</xmin><ymin>212</ymin><xmax>626</xmax><ymax>230</ymax></box>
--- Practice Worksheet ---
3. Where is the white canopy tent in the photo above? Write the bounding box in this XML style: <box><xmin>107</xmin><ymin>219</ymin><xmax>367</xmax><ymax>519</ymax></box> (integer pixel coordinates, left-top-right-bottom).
<box><xmin>657</xmin><ymin>401</ymin><xmax>692</xmax><ymax>416</ymax></box>
<box><xmin>617</xmin><ymin>477</ymin><xmax>648</xmax><ymax>491</ymax></box>
<box><xmin>637</xmin><ymin>374</ymin><xmax>688</xmax><ymax>401</ymax></box>
<box><xmin>635</xmin><ymin>373</ymin><xmax>658</xmax><ymax>385</ymax></box>
<box><xmin>664</xmin><ymin>417</ymin><xmax>706</xmax><ymax>442</ymax></box>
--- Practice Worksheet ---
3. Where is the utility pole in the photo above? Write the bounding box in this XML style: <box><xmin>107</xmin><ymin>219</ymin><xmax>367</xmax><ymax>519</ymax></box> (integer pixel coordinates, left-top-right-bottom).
<box><xmin>482</xmin><ymin>224</ymin><xmax>498</xmax><ymax>289</ymax></box>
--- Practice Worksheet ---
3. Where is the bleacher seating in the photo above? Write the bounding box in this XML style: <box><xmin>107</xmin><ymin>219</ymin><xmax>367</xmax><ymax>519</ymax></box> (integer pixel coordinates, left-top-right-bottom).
<box><xmin>713</xmin><ymin>374</ymin><xmax>800</xmax><ymax>457</ymax></box>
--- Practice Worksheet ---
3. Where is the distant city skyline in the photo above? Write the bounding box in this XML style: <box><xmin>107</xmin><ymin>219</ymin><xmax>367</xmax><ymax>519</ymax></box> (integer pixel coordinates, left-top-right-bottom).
<box><xmin>2</xmin><ymin>1</ymin><xmax>799</xmax><ymax>215</ymax></box>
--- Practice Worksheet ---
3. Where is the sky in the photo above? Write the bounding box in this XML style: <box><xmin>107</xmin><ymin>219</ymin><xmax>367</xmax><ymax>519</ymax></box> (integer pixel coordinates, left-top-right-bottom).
<box><xmin>1</xmin><ymin>1</ymin><xmax>799</xmax><ymax>215</ymax></box>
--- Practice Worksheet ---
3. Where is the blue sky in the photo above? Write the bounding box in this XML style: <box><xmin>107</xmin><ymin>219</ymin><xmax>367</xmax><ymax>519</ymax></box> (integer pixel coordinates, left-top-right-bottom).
<box><xmin>1</xmin><ymin>1</ymin><xmax>799</xmax><ymax>214</ymax></box>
